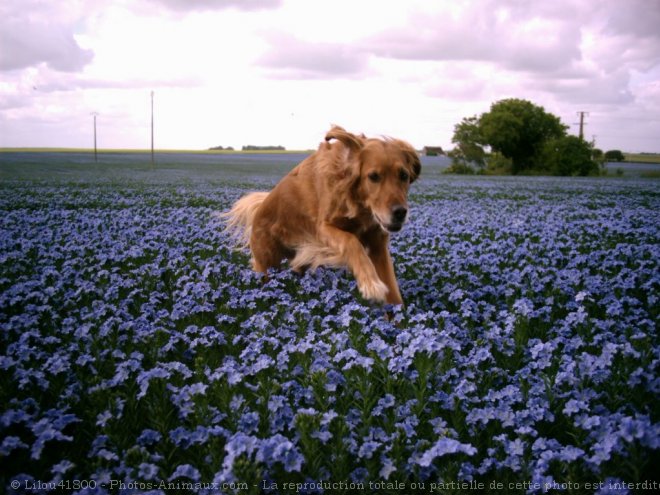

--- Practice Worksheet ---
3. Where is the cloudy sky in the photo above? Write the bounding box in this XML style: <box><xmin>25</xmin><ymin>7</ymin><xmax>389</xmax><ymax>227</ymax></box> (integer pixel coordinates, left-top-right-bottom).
<box><xmin>1</xmin><ymin>0</ymin><xmax>659</xmax><ymax>152</ymax></box>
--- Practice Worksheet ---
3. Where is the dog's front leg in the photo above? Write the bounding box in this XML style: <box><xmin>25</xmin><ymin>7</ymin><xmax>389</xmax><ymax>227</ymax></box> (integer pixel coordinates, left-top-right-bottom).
<box><xmin>318</xmin><ymin>223</ymin><xmax>389</xmax><ymax>303</ymax></box>
<box><xmin>365</xmin><ymin>236</ymin><xmax>403</xmax><ymax>306</ymax></box>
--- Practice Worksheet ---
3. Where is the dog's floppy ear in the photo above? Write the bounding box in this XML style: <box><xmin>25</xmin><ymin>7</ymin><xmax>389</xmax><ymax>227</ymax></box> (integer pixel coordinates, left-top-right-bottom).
<box><xmin>395</xmin><ymin>140</ymin><xmax>421</xmax><ymax>183</ymax></box>
<box><xmin>325</xmin><ymin>125</ymin><xmax>363</xmax><ymax>154</ymax></box>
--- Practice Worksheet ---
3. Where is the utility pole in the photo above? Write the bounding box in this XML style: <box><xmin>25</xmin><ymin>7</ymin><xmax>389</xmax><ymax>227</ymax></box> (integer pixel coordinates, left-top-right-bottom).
<box><xmin>150</xmin><ymin>91</ymin><xmax>155</xmax><ymax>168</ymax></box>
<box><xmin>91</xmin><ymin>112</ymin><xmax>99</xmax><ymax>162</ymax></box>
<box><xmin>576</xmin><ymin>111</ymin><xmax>589</xmax><ymax>140</ymax></box>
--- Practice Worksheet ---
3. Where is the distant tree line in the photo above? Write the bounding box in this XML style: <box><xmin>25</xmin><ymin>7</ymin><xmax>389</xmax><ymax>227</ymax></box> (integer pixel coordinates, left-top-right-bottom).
<box><xmin>447</xmin><ymin>98</ymin><xmax>624</xmax><ymax>176</ymax></box>
<box><xmin>242</xmin><ymin>145</ymin><xmax>286</xmax><ymax>151</ymax></box>
<box><xmin>207</xmin><ymin>145</ymin><xmax>287</xmax><ymax>151</ymax></box>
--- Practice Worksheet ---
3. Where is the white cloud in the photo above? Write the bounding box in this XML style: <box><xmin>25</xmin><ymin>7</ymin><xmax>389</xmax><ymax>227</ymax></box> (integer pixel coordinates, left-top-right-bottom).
<box><xmin>0</xmin><ymin>0</ymin><xmax>659</xmax><ymax>152</ymax></box>
<box><xmin>0</xmin><ymin>6</ymin><xmax>93</xmax><ymax>72</ymax></box>
<box><xmin>535</xmin><ymin>68</ymin><xmax>635</xmax><ymax>105</ymax></box>
<box><xmin>258</xmin><ymin>33</ymin><xmax>370</xmax><ymax>79</ymax></box>
<box><xmin>146</xmin><ymin>0</ymin><xmax>282</xmax><ymax>11</ymax></box>
<box><xmin>359</xmin><ymin>1</ymin><xmax>583</xmax><ymax>73</ymax></box>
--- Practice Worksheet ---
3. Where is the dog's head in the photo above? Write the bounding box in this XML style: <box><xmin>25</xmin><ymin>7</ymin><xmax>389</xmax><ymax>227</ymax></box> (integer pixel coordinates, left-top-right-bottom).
<box><xmin>325</xmin><ymin>126</ymin><xmax>421</xmax><ymax>233</ymax></box>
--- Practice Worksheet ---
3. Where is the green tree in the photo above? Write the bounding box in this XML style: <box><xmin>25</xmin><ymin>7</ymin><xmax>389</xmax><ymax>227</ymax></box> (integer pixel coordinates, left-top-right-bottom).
<box><xmin>604</xmin><ymin>149</ymin><xmax>625</xmax><ymax>162</ymax></box>
<box><xmin>591</xmin><ymin>147</ymin><xmax>605</xmax><ymax>173</ymax></box>
<box><xmin>478</xmin><ymin>98</ymin><xmax>567</xmax><ymax>174</ymax></box>
<box><xmin>591</xmin><ymin>148</ymin><xmax>604</xmax><ymax>163</ymax></box>
<box><xmin>484</xmin><ymin>152</ymin><xmax>513</xmax><ymax>175</ymax></box>
<box><xmin>540</xmin><ymin>135</ymin><xmax>599</xmax><ymax>176</ymax></box>
<box><xmin>447</xmin><ymin>116</ymin><xmax>486</xmax><ymax>173</ymax></box>
<box><xmin>444</xmin><ymin>154</ymin><xmax>476</xmax><ymax>174</ymax></box>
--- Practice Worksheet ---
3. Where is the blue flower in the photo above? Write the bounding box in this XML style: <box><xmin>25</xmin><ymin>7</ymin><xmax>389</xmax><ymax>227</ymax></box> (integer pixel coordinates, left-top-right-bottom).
<box><xmin>222</xmin><ymin>432</ymin><xmax>258</xmax><ymax>474</ymax></box>
<box><xmin>137</xmin><ymin>429</ymin><xmax>162</xmax><ymax>446</ymax></box>
<box><xmin>169</xmin><ymin>464</ymin><xmax>201</xmax><ymax>481</ymax></box>
<box><xmin>379</xmin><ymin>455</ymin><xmax>397</xmax><ymax>480</ymax></box>
<box><xmin>96</xmin><ymin>448</ymin><xmax>118</xmax><ymax>461</ymax></box>
<box><xmin>373</xmin><ymin>394</ymin><xmax>396</xmax><ymax>417</ymax></box>
<box><xmin>139</xmin><ymin>462</ymin><xmax>160</xmax><ymax>481</ymax></box>
<box><xmin>0</xmin><ymin>436</ymin><xmax>28</xmax><ymax>456</ymax></box>
<box><xmin>2</xmin><ymin>175</ymin><xmax>658</xmax><ymax>488</ymax></box>
<box><xmin>358</xmin><ymin>441</ymin><xmax>380</xmax><ymax>460</ymax></box>
<box><xmin>596</xmin><ymin>478</ymin><xmax>631</xmax><ymax>494</ymax></box>
<box><xmin>239</xmin><ymin>411</ymin><xmax>260</xmax><ymax>434</ymax></box>
<box><xmin>51</xmin><ymin>459</ymin><xmax>74</xmax><ymax>475</ymax></box>
<box><xmin>30</xmin><ymin>412</ymin><xmax>78</xmax><ymax>460</ymax></box>
<box><xmin>415</xmin><ymin>437</ymin><xmax>477</xmax><ymax>467</ymax></box>
<box><xmin>350</xmin><ymin>467</ymin><xmax>369</xmax><ymax>483</ymax></box>
<box><xmin>96</xmin><ymin>410</ymin><xmax>112</xmax><ymax>428</ymax></box>
<box><xmin>256</xmin><ymin>434</ymin><xmax>304</xmax><ymax>473</ymax></box>
<box><xmin>136</xmin><ymin>367</ymin><xmax>171</xmax><ymax>399</ymax></box>
<box><xmin>563</xmin><ymin>398</ymin><xmax>588</xmax><ymax>417</ymax></box>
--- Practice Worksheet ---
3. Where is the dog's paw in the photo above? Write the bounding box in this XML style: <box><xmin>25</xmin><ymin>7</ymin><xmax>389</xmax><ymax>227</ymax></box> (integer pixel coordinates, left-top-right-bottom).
<box><xmin>358</xmin><ymin>277</ymin><xmax>389</xmax><ymax>303</ymax></box>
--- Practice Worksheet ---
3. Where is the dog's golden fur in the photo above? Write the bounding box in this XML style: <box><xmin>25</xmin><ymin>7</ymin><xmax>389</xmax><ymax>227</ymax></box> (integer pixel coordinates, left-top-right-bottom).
<box><xmin>223</xmin><ymin>125</ymin><xmax>420</xmax><ymax>305</ymax></box>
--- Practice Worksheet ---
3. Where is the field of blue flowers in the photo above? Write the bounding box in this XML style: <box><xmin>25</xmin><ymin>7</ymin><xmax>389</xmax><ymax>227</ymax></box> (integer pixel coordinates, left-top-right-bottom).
<box><xmin>1</xmin><ymin>154</ymin><xmax>659</xmax><ymax>494</ymax></box>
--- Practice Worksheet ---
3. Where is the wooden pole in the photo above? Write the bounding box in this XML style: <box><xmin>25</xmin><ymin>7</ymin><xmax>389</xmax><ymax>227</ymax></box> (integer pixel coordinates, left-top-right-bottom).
<box><xmin>150</xmin><ymin>91</ymin><xmax>155</xmax><ymax>168</ymax></box>
<box><xmin>576</xmin><ymin>111</ymin><xmax>588</xmax><ymax>140</ymax></box>
<box><xmin>92</xmin><ymin>112</ymin><xmax>98</xmax><ymax>162</ymax></box>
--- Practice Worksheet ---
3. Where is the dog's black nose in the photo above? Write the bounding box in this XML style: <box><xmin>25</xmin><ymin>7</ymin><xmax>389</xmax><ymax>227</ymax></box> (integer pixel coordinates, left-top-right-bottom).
<box><xmin>392</xmin><ymin>205</ymin><xmax>407</xmax><ymax>223</ymax></box>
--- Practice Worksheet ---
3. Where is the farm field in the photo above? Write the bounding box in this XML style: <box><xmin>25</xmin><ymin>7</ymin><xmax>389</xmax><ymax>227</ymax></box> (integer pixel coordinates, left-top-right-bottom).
<box><xmin>2</xmin><ymin>149</ymin><xmax>658</xmax><ymax>179</ymax></box>
<box><xmin>623</xmin><ymin>153</ymin><xmax>660</xmax><ymax>165</ymax></box>
<box><xmin>0</xmin><ymin>152</ymin><xmax>659</xmax><ymax>494</ymax></box>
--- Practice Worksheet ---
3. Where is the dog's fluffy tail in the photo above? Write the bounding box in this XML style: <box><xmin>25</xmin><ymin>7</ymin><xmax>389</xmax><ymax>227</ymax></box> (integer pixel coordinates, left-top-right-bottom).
<box><xmin>216</xmin><ymin>192</ymin><xmax>269</xmax><ymax>249</ymax></box>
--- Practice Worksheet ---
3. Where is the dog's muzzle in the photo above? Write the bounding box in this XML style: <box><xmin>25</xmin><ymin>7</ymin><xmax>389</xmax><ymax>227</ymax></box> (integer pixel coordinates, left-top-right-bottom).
<box><xmin>386</xmin><ymin>205</ymin><xmax>408</xmax><ymax>232</ymax></box>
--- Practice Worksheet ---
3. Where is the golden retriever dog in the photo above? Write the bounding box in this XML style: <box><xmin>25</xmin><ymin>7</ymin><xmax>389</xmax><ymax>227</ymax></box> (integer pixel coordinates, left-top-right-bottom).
<box><xmin>223</xmin><ymin>125</ymin><xmax>420</xmax><ymax>305</ymax></box>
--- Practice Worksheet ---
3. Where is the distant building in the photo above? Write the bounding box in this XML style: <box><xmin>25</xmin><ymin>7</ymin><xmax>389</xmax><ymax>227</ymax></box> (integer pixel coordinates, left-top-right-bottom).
<box><xmin>423</xmin><ymin>146</ymin><xmax>445</xmax><ymax>156</ymax></box>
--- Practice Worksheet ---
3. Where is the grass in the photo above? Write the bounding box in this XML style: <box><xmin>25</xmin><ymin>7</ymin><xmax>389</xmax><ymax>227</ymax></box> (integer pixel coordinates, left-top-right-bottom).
<box><xmin>0</xmin><ymin>148</ymin><xmax>313</xmax><ymax>155</ymax></box>
<box><xmin>623</xmin><ymin>153</ymin><xmax>660</xmax><ymax>164</ymax></box>
<box><xmin>0</xmin><ymin>150</ymin><xmax>310</xmax><ymax>184</ymax></box>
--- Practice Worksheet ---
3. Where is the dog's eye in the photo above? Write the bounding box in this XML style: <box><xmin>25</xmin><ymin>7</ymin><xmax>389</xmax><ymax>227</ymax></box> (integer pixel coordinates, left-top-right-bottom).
<box><xmin>368</xmin><ymin>172</ymin><xmax>381</xmax><ymax>183</ymax></box>
<box><xmin>399</xmin><ymin>170</ymin><xmax>410</xmax><ymax>182</ymax></box>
